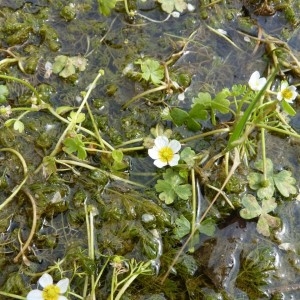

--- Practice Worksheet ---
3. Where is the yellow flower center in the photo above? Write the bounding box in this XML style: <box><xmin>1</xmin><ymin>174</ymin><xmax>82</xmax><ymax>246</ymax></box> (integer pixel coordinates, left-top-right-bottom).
<box><xmin>42</xmin><ymin>285</ymin><xmax>60</xmax><ymax>300</ymax></box>
<box><xmin>158</xmin><ymin>146</ymin><xmax>174</xmax><ymax>163</ymax></box>
<box><xmin>282</xmin><ymin>88</ymin><xmax>292</xmax><ymax>100</ymax></box>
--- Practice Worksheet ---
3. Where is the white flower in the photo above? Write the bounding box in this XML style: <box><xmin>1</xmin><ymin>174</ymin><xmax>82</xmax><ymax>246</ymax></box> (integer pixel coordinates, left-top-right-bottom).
<box><xmin>27</xmin><ymin>273</ymin><xmax>69</xmax><ymax>300</ymax></box>
<box><xmin>0</xmin><ymin>105</ymin><xmax>12</xmax><ymax>117</ymax></box>
<box><xmin>248</xmin><ymin>71</ymin><xmax>267</xmax><ymax>91</ymax></box>
<box><xmin>277</xmin><ymin>81</ymin><xmax>298</xmax><ymax>103</ymax></box>
<box><xmin>148</xmin><ymin>136</ymin><xmax>181</xmax><ymax>168</ymax></box>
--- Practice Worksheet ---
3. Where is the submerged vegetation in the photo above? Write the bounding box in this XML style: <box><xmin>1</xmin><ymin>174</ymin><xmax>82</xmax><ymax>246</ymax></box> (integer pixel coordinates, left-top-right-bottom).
<box><xmin>0</xmin><ymin>0</ymin><xmax>300</xmax><ymax>299</ymax></box>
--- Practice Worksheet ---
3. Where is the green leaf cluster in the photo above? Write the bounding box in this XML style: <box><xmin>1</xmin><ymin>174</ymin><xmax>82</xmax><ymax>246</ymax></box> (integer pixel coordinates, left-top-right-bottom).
<box><xmin>97</xmin><ymin>0</ymin><xmax>117</xmax><ymax>16</ymax></box>
<box><xmin>155</xmin><ymin>168</ymin><xmax>192</xmax><ymax>204</ymax></box>
<box><xmin>170</xmin><ymin>89</ymin><xmax>230</xmax><ymax>131</ymax></box>
<box><xmin>248</xmin><ymin>158</ymin><xmax>297</xmax><ymax>199</ymax></box>
<box><xmin>173</xmin><ymin>214</ymin><xmax>216</xmax><ymax>240</ymax></box>
<box><xmin>52</xmin><ymin>55</ymin><xmax>87</xmax><ymax>78</ymax></box>
<box><xmin>240</xmin><ymin>194</ymin><xmax>280</xmax><ymax>236</ymax></box>
<box><xmin>135</xmin><ymin>58</ymin><xmax>164</xmax><ymax>85</ymax></box>
<box><xmin>63</xmin><ymin>133</ymin><xmax>87</xmax><ymax>160</ymax></box>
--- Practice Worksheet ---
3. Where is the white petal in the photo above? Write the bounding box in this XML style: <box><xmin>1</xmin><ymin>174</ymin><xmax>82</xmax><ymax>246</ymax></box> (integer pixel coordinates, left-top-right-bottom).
<box><xmin>27</xmin><ymin>290</ymin><xmax>43</xmax><ymax>300</ymax></box>
<box><xmin>249</xmin><ymin>71</ymin><xmax>260</xmax><ymax>83</ymax></box>
<box><xmin>56</xmin><ymin>278</ymin><xmax>69</xmax><ymax>293</ymax></box>
<box><xmin>168</xmin><ymin>154</ymin><xmax>180</xmax><ymax>166</ymax></box>
<box><xmin>168</xmin><ymin>140</ymin><xmax>181</xmax><ymax>153</ymax></box>
<box><xmin>154</xmin><ymin>159</ymin><xmax>167</xmax><ymax>168</ymax></box>
<box><xmin>280</xmin><ymin>81</ymin><xmax>289</xmax><ymax>91</ymax></box>
<box><xmin>154</xmin><ymin>136</ymin><xmax>169</xmax><ymax>148</ymax></box>
<box><xmin>58</xmin><ymin>296</ymin><xmax>68</xmax><ymax>300</ymax></box>
<box><xmin>277</xmin><ymin>92</ymin><xmax>283</xmax><ymax>101</ymax></box>
<box><xmin>148</xmin><ymin>147</ymin><xmax>159</xmax><ymax>159</ymax></box>
<box><xmin>38</xmin><ymin>273</ymin><xmax>53</xmax><ymax>288</ymax></box>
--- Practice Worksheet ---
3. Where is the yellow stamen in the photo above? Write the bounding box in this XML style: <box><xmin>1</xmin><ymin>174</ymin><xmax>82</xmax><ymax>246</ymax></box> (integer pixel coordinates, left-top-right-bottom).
<box><xmin>158</xmin><ymin>146</ymin><xmax>174</xmax><ymax>163</ymax></box>
<box><xmin>282</xmin><ymin>88</ymin><xmax>292</xmax><ymax>100</ymax></box>
<box><xmin>42</xmin><ymin>285</ymin><xmax>60</xmax><ymax>300</ymax></box>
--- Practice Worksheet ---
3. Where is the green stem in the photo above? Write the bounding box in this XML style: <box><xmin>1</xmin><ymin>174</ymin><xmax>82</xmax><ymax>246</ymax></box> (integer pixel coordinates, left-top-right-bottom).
<box><xmin>55</xmin><ymin>159</ymin><xmax>146</xmax><ymax>188</ymax></box>
<box><xmin>122</xmin><ymin>84</ymin><xmax>168</xmax><ymax>109</ymax></box>
<box><xmin>114</xmin><ymin>274</ymin><xmax>139</xmax><ymax>300</ymax></box>
<box><xmin>261</xmin><ymin>127</ymin><xmax>268</xmax><ymax>182</ymax></box>
<box><xmin>85</xmin><ymin>101</ymin><xmax>114</xmax><ymax>150</ymax></box>
<box><xmin>190</xmin><ymin>168</ymin><xmax>196</xmax><ymax>234</ymax></box>
<box><xmin>68</xmin><ymin>292</ymin><xmax>84</xmax><ymax>299</ymax></box>
<box><xmin>0</xmin><ymin>292</ymin><xmax>26</xmax><ymax>299</ymax></box>
<box><xmin>0</xmin><ymin>148</ymin><xmax>28</xmax><ymax>211</ymax></box>
<box><xmin>180</xmin><ymin>128</ymin><xmax>230</xmax><ymax>143</ymax></box>
<box><xmin>250</xmin><ymin>122</ymin><xmax>300</xmax><ymax>139</ymax></box>
<box><xmin>13</xmin><ymin>187</ymin><xmax>37</xmax><ymax>263</ymax></box>
<box><xmin>115</xmin><ymin>138</ymin><xmax>144</xmax><ymax>148</ymax></box>
<box><xmin>48</xmin><ymin>71</ymin><xmax>104</xmax><ymax>158</ymax></box>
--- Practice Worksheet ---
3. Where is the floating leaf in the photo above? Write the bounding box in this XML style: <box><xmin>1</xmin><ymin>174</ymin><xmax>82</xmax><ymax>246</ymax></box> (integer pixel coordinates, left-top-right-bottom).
<box><xmin>155</xmin><ymin>169</ymin><xmax>192</xmax><ymax>204</ymax></box>
<box><xmin>68</xmin><ymin>111</ymin><xmax>86</xmax><ymax>124</ymax></box>
<box><xmin>273</xmin><ymin>170</ymin><xmax>297</xmax><ymax>197</ymax></box>
<box><xmin>248</xmin><ymin>158</ymin><xmax>297</xmax><ymax>199</ymax></box>
<box><xmin>52</xmin><ymin>55</ymin><xmax>88</xmax><ymax>78</ymax></box>
<box><xmin>157</xmin><ymin>0</ymin><xmax>187</xmax><ymax>14</ymax></box>
<box><xmin>240</xmin><ymin>194</ymin><xmax>280</xmax><ymax>236</ymax></box>
<box><xmin>63</xmin><ymin>134</ymin><xmax>87</xmax><ymax>160</ymax></box>
<box><xmin>136</xmin><ymin>58</ymin><xmax>164</xmax><ymax>85</ymax></box>
<box><xmin>180</xmin><ymin>147</ymin><xmax>195</xmax><ymax>168</ymax></box>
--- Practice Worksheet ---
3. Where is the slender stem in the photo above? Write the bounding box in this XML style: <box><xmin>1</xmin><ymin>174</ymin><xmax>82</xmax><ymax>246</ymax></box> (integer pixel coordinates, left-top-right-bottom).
<box><xmin>114</xmin><ymin>274</ymin><xmax>139</xmax><ymax>300</ymax></box>
<box><xmin>180</xmin><ymin>128</ymin><xmax>230</xmax><ymax>143</ymax></box>
<box><xmin>0</xmin><ymin>148</ymin><xmax>28</xmax><ymax>211</ymax></box>
<box><xmin>0</xmin><ymin>148</ymin><xmax>28</xmax><ymax>174</ymax></box>
<box><xmin>13</xmin><ymin>187</ymin><xmax>37</xmax><ymax>263</ymax></box>
<box><xmin>85</xmin><ymin>101</ymin><xmax>114</xmax><ymax>150</ymax></box>
<box><xmin>56</xmin><ymin>159</ymin><xmax>146</xmax><ymax>188</ymax></box>
<box><xmin>261</xmin><ymin>128</ymin><xmax>268</xmax><ymax>182</ymax></box>
<box><xmin>48</xmin><ymin>71</ymin><xmax>104</xmax><ymax>158</ymax></box>
<box><xmin>115</xmin><ymin>138</ymin><xmax>144</xmax><ymax>148</ymax></box>
<box><xmin>190</xmin><ymin>168</ymin><xmax>196</xmax><ymax>234</ymax></box>
<box><xmin>122</xmin><ymin>85</ymin><xmax>168</xmax><ymax>109</ymax></box>
<box><xmin>250</xmin><ymin>122</ymin><xmax>300</xmax><ymax>139</ymax></box>
<box><xmin>68</xmin><ymin>292</ymin><xmax>84</xmax><ymax>299</ymax></box>
<box><xmin>0</xmin><ymin>291</ymin><xmax>26</xmax><ymax>300</ymax></box>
